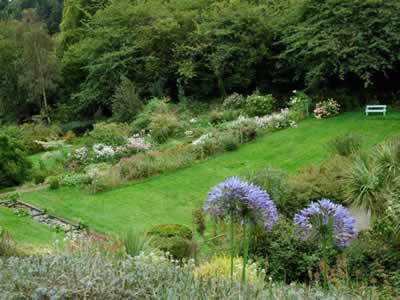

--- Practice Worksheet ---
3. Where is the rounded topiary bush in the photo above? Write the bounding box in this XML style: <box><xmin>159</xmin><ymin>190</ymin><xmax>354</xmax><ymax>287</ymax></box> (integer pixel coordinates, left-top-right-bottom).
<box><xmin>147</xmin><ymin>224</ymin><xmax>193</xmax><ymax>240</ymax></box>
<box><xmin>147</xmin><ymin>224</ymin><xmax>194</xmax><ymax>259</ymax></box>
<box><xmin>49</xmin><ymin>177</ymin><xmax>60</xmax><ymax>190</ymax></box>
<box><xmin>244</xmin><ymin>93</ymin><xmax>274</xmax><ymax>117</ymax></box>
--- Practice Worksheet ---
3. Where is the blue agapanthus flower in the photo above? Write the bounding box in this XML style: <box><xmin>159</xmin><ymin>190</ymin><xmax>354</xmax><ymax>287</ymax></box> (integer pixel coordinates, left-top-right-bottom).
<box><xmin>294</xmin><ymin>199</ymin><xmax>356</xmax><ymax>247</ymax></box>
<box><xmin>204</xmin><ymin>177</ymin><xmax>279</xmax><ymax>231</ymax></box>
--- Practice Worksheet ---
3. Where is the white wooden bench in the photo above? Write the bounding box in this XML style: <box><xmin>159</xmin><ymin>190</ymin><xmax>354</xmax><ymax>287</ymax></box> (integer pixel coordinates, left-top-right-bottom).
<box><xmin>366</xmin><ymin>105</ymin><xmax>387</xmax><ymax>116</ymax></box>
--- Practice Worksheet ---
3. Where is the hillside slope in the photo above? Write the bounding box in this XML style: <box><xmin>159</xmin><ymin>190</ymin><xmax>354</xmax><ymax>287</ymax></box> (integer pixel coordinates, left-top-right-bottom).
<box><xmin>18</xmin><ymin>112</ymin><xmax>400</xmax><ymax>237</ymax></box>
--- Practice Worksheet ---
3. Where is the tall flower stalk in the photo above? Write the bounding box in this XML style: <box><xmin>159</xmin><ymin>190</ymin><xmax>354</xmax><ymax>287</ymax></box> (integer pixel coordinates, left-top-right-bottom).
<box><xmin>204</xmin><ymin>177</ymin><xmax>279</xmax><ymax>282</ymax></box>
<box><xmin>294</xmin><ymin>199</ymin><xmax>356</xmax><ymax>287</ymax></box>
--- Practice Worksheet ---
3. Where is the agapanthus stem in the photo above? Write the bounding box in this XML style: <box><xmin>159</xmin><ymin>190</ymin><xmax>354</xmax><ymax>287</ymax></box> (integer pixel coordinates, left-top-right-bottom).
<box><xmin>321</xmin><ymin>236</ymin><xmax>329</xmax><ymax>288</ymax></box>
<box><xmin>230</xmin><ymin>213</ymin><xmax>234</xmax><ymax>280</ymax></box>
<box><xmin>242</xmin><ymin>219</ymin><xmax>249</xmax><ymax>283</ymax></box>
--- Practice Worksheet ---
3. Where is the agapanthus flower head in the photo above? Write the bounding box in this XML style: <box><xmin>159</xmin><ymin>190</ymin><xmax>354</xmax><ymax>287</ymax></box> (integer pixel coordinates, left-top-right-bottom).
<box><xmin>204</xmin><ymin>177</ymin><xmax>279</xmax><ymax>231</ymax></box>
<box><xmin>294</xmin><ymin>199</ymin><xmax>356</xmax><ymax>247</ymax></box>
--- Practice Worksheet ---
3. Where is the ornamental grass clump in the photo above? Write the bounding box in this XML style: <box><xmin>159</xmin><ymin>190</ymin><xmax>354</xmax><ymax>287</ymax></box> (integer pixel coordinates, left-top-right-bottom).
<box><xmin>294</xmin><ymin>199</ymin><xmax>356</xmax><ymax>286</ymax></box>
<box><xmin>204</xmin><ymin>177</ymin><xmax>278</xmax><ymax>282</ymax></box>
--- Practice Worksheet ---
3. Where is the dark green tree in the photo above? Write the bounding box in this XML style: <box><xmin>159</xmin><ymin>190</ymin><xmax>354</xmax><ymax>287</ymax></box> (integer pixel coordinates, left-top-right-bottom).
<box><xmin>112</xmin><ymin>76</ymin><xmax>143</xmax><ymax>123</ymax></box>
<box><xmin>0</xmin><ymin>136</ymin><xmax>32</xmax><ymax>188</ymax></box>
<box><xmin>281</xmin><ymin>0</ymin><xmax>400</xmax><ymax>93</ymax></box>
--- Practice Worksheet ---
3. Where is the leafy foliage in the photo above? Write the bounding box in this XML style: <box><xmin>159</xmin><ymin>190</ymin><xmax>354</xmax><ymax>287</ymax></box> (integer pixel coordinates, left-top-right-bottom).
<box><xmin>147</xmin><ymin>224</ymin><xmax>194</xmax><ymax>259</ymax></box>
<box><xmin>112</xmin><ymin>76</ymin><xmax>143</xmax><ymax>123</ymax></box>
<box><xmin>328</xmin><ymin>134</ymin><xmax>363</xmax><ymax>157</ymax></box>
<box><xmin>282</xmin><ymin>0</ymin><xmax>400</xmax><ymax>91</ymax></box>
<box><xmin>0</xmin><ymin>252</ymin><xmax>386</xmax><ymax>299</ymax></box>
<box><xmin>0</xmin><ymin>136</ymin><xmax>32</xmax><ymax>188</ymax></box>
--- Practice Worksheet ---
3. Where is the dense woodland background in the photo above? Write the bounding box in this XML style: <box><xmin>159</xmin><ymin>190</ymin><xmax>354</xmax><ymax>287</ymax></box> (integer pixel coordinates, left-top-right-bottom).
<box><xmin>1</xmin><ymin>0</ymin><xmax>400</xmax><ymax>124</ymax></box>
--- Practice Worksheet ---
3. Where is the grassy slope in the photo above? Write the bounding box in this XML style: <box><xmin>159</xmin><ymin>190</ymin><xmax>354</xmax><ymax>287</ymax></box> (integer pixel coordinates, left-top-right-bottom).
<box><xmin>20</xmin><ymin>112</ymin><xmax>400</xmax><ymax>237</ymax></box>
<box><xmin>0</xmin><ymin>207</ymin><xmax>61</xmax><ymax>248</ymax></box>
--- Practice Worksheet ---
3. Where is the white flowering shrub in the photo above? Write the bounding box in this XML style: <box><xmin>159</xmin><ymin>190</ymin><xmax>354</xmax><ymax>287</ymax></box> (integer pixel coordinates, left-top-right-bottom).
<box><xmin>93</xmin><ymin>144</ymin><xmax>115</xmax><ymax>161</ymax></box>
<box><xmin>313</xmin><ymin>99</ymin><xmax>341</xmax><ymax>119</ymax></box>
<box><xmin>222</xmin><ymin>93</ymin><xmax>246</xmax><ymax>110</ymax></box>
<box><xmin>289</xmin><ymin>90</ymin><xmax>312</xmax><ymax>116</ymax></box>
<box><xmin>230</xmin><ymin>109</ymin><xmax>296</xmax><ymax>130</ymax></box>
<box><xmin>69</xmin><ymin>147</ymin><xmax>89</xmax><ymax>164</ymax></box>
<box><xmin>125</xmin><ymin>135</ymin><xmax>151</xmax><ymax>152</ymax></box>
<box><xmin>192</xmin><ymin>133</ymin><xmax>214</xmax><ymax>146</ymax></box>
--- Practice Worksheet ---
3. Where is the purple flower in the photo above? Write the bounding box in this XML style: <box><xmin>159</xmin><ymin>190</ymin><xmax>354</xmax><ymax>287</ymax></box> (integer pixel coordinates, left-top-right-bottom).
<box><xmin>204</xmin><ymin>177</ymin><xmax>279</xmax><ymax>231</ymax></box>
<box><xmin>294</xmin><ymin>199</ymin><xmax>356</xmax><ymax>247</ymax></box>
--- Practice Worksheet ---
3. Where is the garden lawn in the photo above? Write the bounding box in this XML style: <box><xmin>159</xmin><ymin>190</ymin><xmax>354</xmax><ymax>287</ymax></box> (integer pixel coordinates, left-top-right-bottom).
<box><xmin>0</xmin><ymin>207</ymin><xmax>61</xmax><ymax>248</ymax></box>
<box><xmin>22</xmin><ymin>112</ymin><xmax>400</xmax><ymax>236</ymax></box>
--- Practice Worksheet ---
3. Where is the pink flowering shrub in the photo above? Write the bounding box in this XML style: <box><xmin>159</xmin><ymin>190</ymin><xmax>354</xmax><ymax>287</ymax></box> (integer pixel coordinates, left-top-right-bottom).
<box><xmin>313</xmin><ymin>99</ymin><xmax>340</xmax><ymax>119</ymax></box>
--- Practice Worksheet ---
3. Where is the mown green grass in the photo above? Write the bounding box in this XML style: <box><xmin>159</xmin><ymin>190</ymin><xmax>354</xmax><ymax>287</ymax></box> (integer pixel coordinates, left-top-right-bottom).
<box><xmin>19</xmin><ymin>112</ymin><xmax>400</xmax><ymax>238</ymax></box>
<box><xmin>0</xmin><ymin>207</ymin><xmax>62</xmax><ymax>248</ymax></box>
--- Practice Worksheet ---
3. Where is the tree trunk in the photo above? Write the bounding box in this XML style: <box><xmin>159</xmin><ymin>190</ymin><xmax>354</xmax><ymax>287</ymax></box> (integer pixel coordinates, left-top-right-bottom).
<box><xmin>42</xmin><ymin>86</ymin><xmax>51</xmax><ymax>124</ymax></box>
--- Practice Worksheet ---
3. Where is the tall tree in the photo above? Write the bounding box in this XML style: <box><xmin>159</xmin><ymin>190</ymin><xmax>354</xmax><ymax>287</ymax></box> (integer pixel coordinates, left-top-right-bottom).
<box><xmin>18</xmin><ymin>10</ymin><xmax>59</xmax><ymax>123</ymax></box>
<box><xmin>0</xmin><ymin>0</ymin><xmax>63</xmax><ymax>34</ymax></box>
<box><xmin>0</xmin><ymin>20</ymin><xmax>27</xmax><ymax>123</ymax></box>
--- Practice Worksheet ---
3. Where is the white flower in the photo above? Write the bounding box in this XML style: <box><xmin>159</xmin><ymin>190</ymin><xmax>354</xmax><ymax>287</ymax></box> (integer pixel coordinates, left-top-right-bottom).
<box><xmin>189</xmin><ymin>118</ymin><xmax>197</xmax><ymax>123</ymax></box>
<box><xmin>92</xmin><ymin>144</ymin><xmax>115</xmax><ymax>160</ymax></box>
<box><xmin>126</xmin><ymin>136</ymin><xmax>151</xmax><ymax>151</ymax></box>
<box><xmin>192</xmin><ymin>133</ymin><xmax>213</xmax><ymax>146</ymax></box>
<box><xmin>71</xmin><ymin>147</ymin><xmax>88</xmax><ymax>163</ymax></box>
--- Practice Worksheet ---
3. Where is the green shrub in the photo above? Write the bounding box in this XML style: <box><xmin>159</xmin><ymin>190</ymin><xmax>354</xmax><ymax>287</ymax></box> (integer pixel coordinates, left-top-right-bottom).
<box><xmin>150</xmin><ymin>236</ymin><xmax>194</xmax><ymax>260</ymax></box>
<box><xmin>147</xmin><ymin>224</ymin><xmax>193</xmax><ymax>240</ymax></box>
<box><xmin>122</xmin><ymin>229</ymin><xmax>154</xmax><ymax>257</ymax></box>
<box><xmin>49</xmin><ymin>177</ymin><xmax>60</xmax><ymax>190</ymax></box>
<box><xmin>61</xmin><ymin>120</ymin><xmax>94</xmax><ymax>135</ymax></box>
<box><xmin>328</xmin><ymin>134</ymin><xmax>363</xmax><ymax>156</ymax></box>
<box><xmin>33</xmin><ymin>172</ymin><xmax>47</xmax><ymax>185</ymax></box>
<box><xmin>209</xmin><ymin>110</ymin><xmax>225</xmax><ymax>125</ymax></box>
<box><xmin>149</xmin><ymin>112</ymin><xmax>180</xmax><ymax>143</ymax></box>
<box><xmin>244</xmin><ymin>93</ymin><xmax>274</xmax><ymax>117</ymax></box>
<box><xmin>250</xmin><ymin>218</ymin><xmax>337</xmax><ymax>283</ymax></box>
<box><xmin>131</xmin><ymin>113</ymin><xmax>151</xmax><ymax>132</ymax></box>
<box><xmin>286</xmin><ymin>155</ymin><xmax>351</xmax><ymax>216</ymax></box>
<box><xmin>112</xmin><ymin>76</ymin><xmax>143</xmax><ymax>122</ymax></box>
<box><xmin>0</xmin><ymin>227</ymin><xmax>17</xmax><ymax>257</ymax></box>
<box><xmin>62</xmin><ymin>174</ymin><xmax>92</xmax><ymax>187</ymax></box>
<box><xmin>246</xmin><ymin>167</ymin><xmax>291</xmax><ymax>214</ymax></box>
<box><xmin>117</xmin><ymin>145</ymin><xmax>195</xmax><ymax>181</ymax></box>
<box><xmin>222</xmin><ymin>93</ymin><xmax>246</xmax><ymax>110</ymax></box>
<box><xmin>222</xmin><ymin>110</ymin><xmax>240</xmax><ymax>122</ymax></box>
<box><xmin>86</xmin><ymin>122</ymin><xmax>130</xmax><ymax>146</ymax></box>
<box><xmin>2</xmin><ymin>124</ymin><xmax>63</xmax><ymax>154</ymax></box>
<box><xmin>192</xmin><ymin>133</ymin><xmax>224</xmax><ymax>159</ymax></box>
<box><xmin>0</xmin><ymin>136</ymin><xmax>32</xmax><ymax>188</ymax></box>
<box><xmin>345</xmin><ymin>229</ymin><xmax>400</xmax><ymax>294</ymax></box>
<box><xmin>192</xmin><ymin>208</ymin><xmax>206</xmax><ymax>236</ymax></box>
<box><xmin>131</xmin><ymin>97</ymin><xmax>171</xmax><ymax>133</ymax></box>
<box><xmin>87</xmin><ymin>166</ymin><xmax>123</xmax><ymax>193</ymax></box>
<box><xmin>288</xmin><ymin>90</ymin><xmax>312</xmax><ymax>117</ymax></box>
<box><xmin>220</xmin><ymin>132</ymin><xmax>239</xmax><ymax>152</ymax></box>
<box><xmin>147</xmin><ymin>224</ymin><xmax>194</xmax><ymax>260</ymax></box>
<box><xmin>237</xmin><ymin>123</ymin><xmax>258</xmax><ymax>143</ymax></box>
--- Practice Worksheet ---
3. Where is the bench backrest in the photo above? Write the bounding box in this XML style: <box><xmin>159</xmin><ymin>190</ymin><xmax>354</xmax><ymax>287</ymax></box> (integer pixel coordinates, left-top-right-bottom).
<box><xmin>366</xmin><ymin>105</ymin><xmax>387</xmax><ymax>110</ymax></box>
<box><xmin>366</xmin><ymin>105</ymin><xmax>386</xmax><ymax>108</ymax></box>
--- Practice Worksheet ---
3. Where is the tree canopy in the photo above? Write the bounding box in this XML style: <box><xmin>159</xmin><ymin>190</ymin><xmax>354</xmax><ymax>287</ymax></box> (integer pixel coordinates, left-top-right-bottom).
<box><xmin>1</xmin><ymin>0</ymin><xmax>400</xmax><ymax>123</ymax></box>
